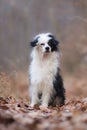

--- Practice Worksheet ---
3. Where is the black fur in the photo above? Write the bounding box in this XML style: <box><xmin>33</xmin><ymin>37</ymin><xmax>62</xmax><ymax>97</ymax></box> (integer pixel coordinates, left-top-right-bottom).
<box><xmin>48</xmin><ymin>39</ymin><xmax>59</xmax><ymax>52</ymax></box>
<box><xmin>52</xmin><ymin>68</ymin><xmax>65</xmax><ymax>106</ymax></box>
<box><xmin>48</xmin><ymin>34</ymin><xmax>55</xmax><ymax>39</ymax></box>
<box><xmin>48</xmin><ymin>34</ymin><xmax>59</xmax><ymax>45</ymax></box>
<box><xmin>30</xmin><ymin>36</ymin><xmax>40</xmax><ymax>47</ymax></box>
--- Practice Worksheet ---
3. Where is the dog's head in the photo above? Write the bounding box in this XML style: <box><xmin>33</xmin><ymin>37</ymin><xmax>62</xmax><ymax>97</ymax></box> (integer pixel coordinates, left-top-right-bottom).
<box><xmin>30</xmin><ymin>33</ymin><xmax>59</xmax><ymax>53</ymax></box>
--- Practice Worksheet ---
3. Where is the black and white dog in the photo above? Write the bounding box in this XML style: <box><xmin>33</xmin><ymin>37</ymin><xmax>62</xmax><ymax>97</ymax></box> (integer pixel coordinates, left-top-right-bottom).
<box><xmin>29</xmin><ymin>33</ymin><xmax>65</xmax><ymax>108</ymax></box>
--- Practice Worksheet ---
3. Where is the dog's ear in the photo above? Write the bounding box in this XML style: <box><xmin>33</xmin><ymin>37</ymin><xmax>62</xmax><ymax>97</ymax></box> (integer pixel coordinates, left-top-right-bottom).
<box><xmin>48</xmin><ymin>34</ymin><xmax>59</xmax><ymax>46</ymax></box>
<box><xmin>53</xmin><ymin>39</ymin><xmax>59</xmax><ymax>46</ymax></box>
<box><xmin>30</xmin><ymin>36</ymin><xmax>40</xmax><ymax>47</ymax></box>
<box><xmin>30</xmin><ymin>39</ymin><xmax>38</xmax><ymax>47</ymax></box>
<box><xmin>50</xmin><ymin>38</ymin><xmax>59</xmax><ymax>46</ymax></box>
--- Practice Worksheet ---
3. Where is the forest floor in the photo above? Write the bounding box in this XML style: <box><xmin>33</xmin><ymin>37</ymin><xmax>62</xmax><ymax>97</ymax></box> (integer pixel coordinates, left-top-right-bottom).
<box><xmin>0</xmin><ymin>72</ymin><xmax>87</xmax><ymax>130</ymax></box>
<box><xmin>0</xmin><ymin>96</ymin><xmax>87</xmax><ymax>130</ymax></box>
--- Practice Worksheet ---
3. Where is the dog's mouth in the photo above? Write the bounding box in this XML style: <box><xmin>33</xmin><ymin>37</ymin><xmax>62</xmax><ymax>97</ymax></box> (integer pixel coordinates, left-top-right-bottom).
<box><xmin>45</xmin><ymin>50</ymin><xmax>50</xmax><ymax>53</ymax></box>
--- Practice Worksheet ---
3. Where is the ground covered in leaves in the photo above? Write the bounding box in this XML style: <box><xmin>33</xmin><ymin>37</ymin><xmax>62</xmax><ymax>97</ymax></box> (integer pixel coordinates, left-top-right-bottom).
<box><xmin>0</xmin><ymin>96</ymin><xmax>87</xmax><ymax>130</ymax></box>
<box><xmin>0</xmin><ymin>72</ymin><xmax>87</xmax><ymax>130</ymax></box>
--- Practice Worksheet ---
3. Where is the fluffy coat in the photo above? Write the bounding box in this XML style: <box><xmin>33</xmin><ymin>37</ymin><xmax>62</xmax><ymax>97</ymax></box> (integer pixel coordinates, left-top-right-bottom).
<box><xmin>29</xmin><ymin>33</ymin><xmax>65</xmax><ymax>107</ymax></box>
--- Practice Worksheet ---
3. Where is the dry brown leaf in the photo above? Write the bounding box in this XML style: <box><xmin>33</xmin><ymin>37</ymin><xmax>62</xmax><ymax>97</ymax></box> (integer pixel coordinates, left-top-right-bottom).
<box><xmin>0</xmin><ymin>97</ymin><xmax>87</xmax><ymax>130</ymax></box>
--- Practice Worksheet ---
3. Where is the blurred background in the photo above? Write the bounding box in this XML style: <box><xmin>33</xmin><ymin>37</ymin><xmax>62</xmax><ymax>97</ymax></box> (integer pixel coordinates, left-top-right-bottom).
<box><xmin>0</xmin><ymin>0</ymin><xmax>87</xmax><ymax>100</ymax></box>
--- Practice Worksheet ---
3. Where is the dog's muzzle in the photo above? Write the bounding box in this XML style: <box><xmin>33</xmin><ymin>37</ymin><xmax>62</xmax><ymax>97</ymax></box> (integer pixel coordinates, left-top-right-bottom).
<box><xmin>45</xmin><ymin>47</ymin><xmax>50</xmax><ymax>52</ymax></box>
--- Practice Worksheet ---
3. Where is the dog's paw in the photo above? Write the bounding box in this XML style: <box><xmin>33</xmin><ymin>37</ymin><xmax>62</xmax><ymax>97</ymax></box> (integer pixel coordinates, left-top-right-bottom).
<box><xmin>39</xmin><ymin>105</ymin><xmax>51</xmax><ymax>113</ymax></box>
<box><xmin>29</xmin><ymin>103</ymin><xmax>39</xmax><ymax>109</ymax></box>
<box><xmin>29</xmin><ymin>103</ymin><xmax>35</xmax><ymax>107</ymax></box>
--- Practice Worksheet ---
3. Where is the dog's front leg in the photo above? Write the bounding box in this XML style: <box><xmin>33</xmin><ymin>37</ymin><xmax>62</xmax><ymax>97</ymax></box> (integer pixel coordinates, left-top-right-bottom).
<box><xmin>29</xmin><ymin>86</ymin><xmax>39</xmax><ymax>107</ymax></box>
<box><xmin>39</xmin><ymin>88</ymin><xmax>52</xmax><ymax>112</ymax></box>
<box><xmin>41</xmin><ymin>88</ymin><xmax>52</xmax><ymax>107</ymax></box>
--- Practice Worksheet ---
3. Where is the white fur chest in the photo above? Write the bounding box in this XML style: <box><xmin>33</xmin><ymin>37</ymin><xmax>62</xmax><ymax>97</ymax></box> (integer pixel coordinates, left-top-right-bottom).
<box><xmin>29</xmin><ymin>50</ymin><xmax>59</xmax><ymax>86</ymax></box>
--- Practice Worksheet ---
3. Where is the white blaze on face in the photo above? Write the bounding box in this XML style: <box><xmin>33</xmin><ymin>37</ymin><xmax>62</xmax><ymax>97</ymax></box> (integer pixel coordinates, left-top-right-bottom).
<box><xmin>38</xmin><ymin>34</ymin><xmax>51</xmax><ymax>43</ymax></box>
<box><xmin>36</xmin><ymin>33</ymin><xmax>51</xmax><ymax>53</ymax></box>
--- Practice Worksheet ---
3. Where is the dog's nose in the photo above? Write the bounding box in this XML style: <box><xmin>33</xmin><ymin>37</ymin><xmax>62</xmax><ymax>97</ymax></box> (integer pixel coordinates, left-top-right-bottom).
<box><xmin>45</xmin><ymin>47</ymin><xmax>49</xmax><ymax>51</ymax></box>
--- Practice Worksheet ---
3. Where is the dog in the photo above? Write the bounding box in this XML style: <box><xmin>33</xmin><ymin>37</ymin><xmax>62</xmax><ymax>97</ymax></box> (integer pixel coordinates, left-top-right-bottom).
<box><xmin>29</xmin><ymin>33</ymin><xmax>65</xmax><ymax>108</ymax></box>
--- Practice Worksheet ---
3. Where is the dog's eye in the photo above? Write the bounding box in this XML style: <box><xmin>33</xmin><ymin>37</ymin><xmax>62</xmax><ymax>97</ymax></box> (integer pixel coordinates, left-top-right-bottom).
<box><xmin>41</xmin><ymin>43</ymin><xmax>45</xmax><ymax>46</ymax></box>
<box><xmin>48</xmin><ymin>42</ymin><xmax>51</xmax><ymax>46</ymax></box>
